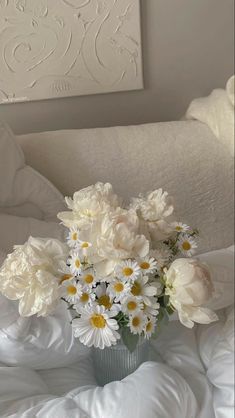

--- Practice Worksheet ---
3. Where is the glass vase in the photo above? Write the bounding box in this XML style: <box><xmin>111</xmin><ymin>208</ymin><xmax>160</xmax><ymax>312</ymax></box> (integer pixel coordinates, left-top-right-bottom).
<box><xmin>92</xmin><ymin>337</ymin><xmax>150</xmax><ymax>386</ymax></box>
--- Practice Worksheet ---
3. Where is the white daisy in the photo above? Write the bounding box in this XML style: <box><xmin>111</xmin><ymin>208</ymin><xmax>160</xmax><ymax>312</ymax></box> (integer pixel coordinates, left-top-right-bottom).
<box><xmin>171</xmin><ymin>222</ymin><xmax>190</xmax><ymax>233</ymax></box>
<box><xmin>72</xmin><ymin>305</ymin><xmax>120</xmax><ymax>349</ymax></box>
<box><xmin>80</xmin><ymin>268</ymin><xmax>97</xmax><ymax>287</ymax></box>
<box><xmin>150</xmin><ymin>280</ymin><xmax>163</xmax><ymax>297</ymax></box>
<box><xmin>75</xmin><ymin>286</ymin><xmax>96</xmax><ymax>309</ymax></box>
<box><xmin>95</xmin><ymin>283</ymin><xmax>120</xmax><ymax>315</ymax></box>
<box><xmin>58</xmin><ymin>263</ymin><xmax>74</xmax><ymax>285</ymax></box>
<box><xmin>130</xmin><ymin>276</ymin><xmax>157</xmax><ymax>305</ymax></box>
<box><xmin>67</xmin><ymin>227</ymin><xmax>80</xmax><ymax>248</ymax></box>
<box><xmin>128</xmin><ymin>312</ymin><xmax>147</xmax><ymax>335</ymax></box>
<box><xmin>142</xmin><ymin>296</ymin><xmax>160</xmax><ymax>317</ymax></box>
<box><xmin>107</xmin><ymin>279</ymin><xmax>131</xmax><ymax>302</ymax></box>
<box><xmin>122</xmin><ymin>296</ymin><xmax>143</xmax><ymax>316</ymax></box>
<box><xmin>177</xmin><ymin>235</ymin><xmax>197</xmax><ymax>256</ymax></box>
<box><xmin>115</xmin><ymin>260</ymin><xmax>141</xmax><ymax>281</ymax></box>
<box><xmin>96</xmin><ymin>283</ymin><xmax>113</xmax><ymax>310</ymax></box>
<box><xmin>138</xmin><ymin>257</ymin><xmax>158</xmax><ymax>274</ymax></box>
<box><xmin>76</xmin><ymin>240</ymin><xmax>93</xmax><ymax>257</ymax></box>
<box><xmin>70</xmin><ymin>252</ymin><xmax>82</xmax><ymax>275</ymax></box>
<box><xmin>144</xmin><ymin>316</ymin><xmax>157</xmax><ymax>339</ymax></box>
<box><xmin>61</xmin><ymin>278</ymin><xmax>82</xmax><ymax>304</ymax></box>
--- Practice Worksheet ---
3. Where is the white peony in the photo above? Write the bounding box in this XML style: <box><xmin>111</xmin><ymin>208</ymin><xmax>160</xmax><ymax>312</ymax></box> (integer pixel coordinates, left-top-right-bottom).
<box><xmin>0</xmin><ymin>237</ymin><xmax>68</xmax><ymax>317</ymax></box>
<box><xmin>148</xmin><ymin>219</ymin><xmax>175</xmax><ymax>241</ymax></box>
<box><xmin>94</xmin><ymin>208</ymin><xmax>149</xmax><ymax>276</ymax></box>
<box><xmin>165</xmin><ymin>258</ymin><xmax>218</xmax><ymax>328</ymax></box>
<box><xmin>57</xmin><ymin>182</ymin><xmax>119</xmax><ymax>229</ymax></box>
<box><xmin>130</xmin><ymin>189</ymin><xmax>175</xmax><ymax>243</ymax></box>
<box><xmin>131</xmin><ymin>189</ymin><xmax>174</xmax><ymax>222</ymax></box>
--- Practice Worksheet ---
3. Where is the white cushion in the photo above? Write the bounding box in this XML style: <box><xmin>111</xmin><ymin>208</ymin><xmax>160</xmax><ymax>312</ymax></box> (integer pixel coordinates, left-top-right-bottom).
<box><xmin>186</xmin><ymin>75</ymin><xmax>234</xmax><ymax>156</ymax></box>
<box><xmin>17</xmin><ymin>121</ymin><xmax>234</xmax><ymax>253</ymax></box>
<box><xmin>0</xmin><ymin>214</ymin><xmax>64</xmax><ymax>254</ymax></box>
<box><xmin>0</xmin><ymin>121</ymin><xmax>65</xmax><ymax>260</ymax></box>
<box><xmin>0</xmin><ymin>121</ymin><xmax>65</xmax><ymax>221</ymax></box>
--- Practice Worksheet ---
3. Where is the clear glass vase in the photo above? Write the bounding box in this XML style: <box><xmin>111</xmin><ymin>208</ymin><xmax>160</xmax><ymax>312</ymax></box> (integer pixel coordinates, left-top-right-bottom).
<box><xmin>92</xmin><ymin>337</ymin><xmax>150</xmax><ymax>386</ymax></box>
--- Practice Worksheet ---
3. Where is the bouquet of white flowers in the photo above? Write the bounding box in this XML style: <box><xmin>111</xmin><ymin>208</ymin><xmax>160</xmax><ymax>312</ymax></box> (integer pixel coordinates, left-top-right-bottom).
<box><xmin>0</xmin><ymin>183</ymin><xmax>218</xmax><ymax>352</ymax></box>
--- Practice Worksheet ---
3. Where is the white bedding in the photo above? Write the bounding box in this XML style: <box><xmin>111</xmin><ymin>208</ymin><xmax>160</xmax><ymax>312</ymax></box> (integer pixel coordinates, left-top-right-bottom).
<box><xmin>0</xmin><ymin>246</ymin><xmax>234</xmax><ymax>418</ymax></box>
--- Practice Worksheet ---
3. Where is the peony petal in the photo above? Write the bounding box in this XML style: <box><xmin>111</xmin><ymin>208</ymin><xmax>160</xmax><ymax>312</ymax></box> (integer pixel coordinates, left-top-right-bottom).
<box><xmin>187</xmin><ymin>307</ymin><xmax>218</xmax><ymax>324</ymax></box>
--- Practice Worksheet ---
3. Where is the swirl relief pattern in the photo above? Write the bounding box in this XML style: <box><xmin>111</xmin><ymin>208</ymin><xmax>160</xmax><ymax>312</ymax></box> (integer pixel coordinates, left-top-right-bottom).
<box><xmin>0</xmin><ymin>0</ymin><xmax>143</xmax><ymax>103</ymax></box>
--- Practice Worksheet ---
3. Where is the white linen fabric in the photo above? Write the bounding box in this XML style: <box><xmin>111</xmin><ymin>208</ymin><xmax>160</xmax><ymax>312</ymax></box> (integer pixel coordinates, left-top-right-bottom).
<box><xmin>185</xmin><ymin>75</ymin><xmax>235</xmax><ymax>156</ymax></box>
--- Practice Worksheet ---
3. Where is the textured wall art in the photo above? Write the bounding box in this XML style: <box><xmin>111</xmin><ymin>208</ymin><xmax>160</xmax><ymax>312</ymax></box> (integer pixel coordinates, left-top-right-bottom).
<box><xmin>0</xmin><ymin>0</ymin><xmax>143</xmax><ymax>103</ymax></box>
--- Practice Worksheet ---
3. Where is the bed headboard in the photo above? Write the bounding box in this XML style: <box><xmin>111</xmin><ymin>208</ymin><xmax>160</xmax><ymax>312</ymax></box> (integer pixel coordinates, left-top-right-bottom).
<box><xmin>16</xmin><ymin>120</ymin><xmax>234</xmax><ymax>254</ymax></box>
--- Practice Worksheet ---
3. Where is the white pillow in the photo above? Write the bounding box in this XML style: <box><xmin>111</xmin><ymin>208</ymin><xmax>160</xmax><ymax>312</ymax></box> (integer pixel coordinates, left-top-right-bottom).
<box><xmin>0</xmin><ymin>214</ymin><xmax>65</xmax><ymax>255</ymax></box>
<box><xmin>0</xmin><ymin>121</ymin><xmax>66</xmax><ymax>262</ymax></box>
<box><xmin>0</xmin><ymin>121</ymin><xmax>65</xmax><ymax>221</ymax></box>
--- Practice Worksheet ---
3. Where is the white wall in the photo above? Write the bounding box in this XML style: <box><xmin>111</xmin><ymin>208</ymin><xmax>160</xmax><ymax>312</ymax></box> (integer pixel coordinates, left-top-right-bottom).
<box><xmin>0</xmin><ymin>0</ymin><xmax>234</xmax><ymax>134</ymax></box>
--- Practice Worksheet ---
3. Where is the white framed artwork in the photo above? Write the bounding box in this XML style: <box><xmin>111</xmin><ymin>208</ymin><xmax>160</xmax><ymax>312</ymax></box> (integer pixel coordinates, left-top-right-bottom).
<box><xmin>0</xmin><ymin>0</ymin><xmax>143</xmax><ymax>104</ymax></box>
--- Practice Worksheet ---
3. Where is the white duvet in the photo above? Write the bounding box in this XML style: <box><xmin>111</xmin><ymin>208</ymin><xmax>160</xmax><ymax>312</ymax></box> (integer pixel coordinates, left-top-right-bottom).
<box><xmin>0</xmin><ymin>247</ymin><xmax>234</xmax><ymax>418</ymax></box>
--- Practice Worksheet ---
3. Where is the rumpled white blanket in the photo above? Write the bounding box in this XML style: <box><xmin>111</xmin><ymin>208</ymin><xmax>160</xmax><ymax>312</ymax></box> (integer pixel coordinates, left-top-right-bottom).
<box><xmin>0</xmin><ymin>247</ymin><xmax>233</xmax><ymax>418</ymax></box>
<box><xmin>186</xmin><ymin>75</ymin><xmax>234</xmax><ymax>156</ymax></box>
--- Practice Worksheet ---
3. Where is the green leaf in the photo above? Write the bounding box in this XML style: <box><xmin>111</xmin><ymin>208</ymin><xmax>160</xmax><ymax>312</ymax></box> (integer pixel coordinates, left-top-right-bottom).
<box><xmin>121</xmin><ymin>327</ymin><xmax>139</xmax><ymax>353</ymax></box>
<box><xmin>191</xmin><ymin>228</ymin><xmax>199</xmax><ymax>236</ymax></box>
<box><xmin>166</xmin><ymin>304</ymin><xmax>175</xmax><ymax>315</ymax></box>
<box><xmin>163</xmin><ymin>295</ymin><xmax>170</xmax><ymax>307</ymax></box>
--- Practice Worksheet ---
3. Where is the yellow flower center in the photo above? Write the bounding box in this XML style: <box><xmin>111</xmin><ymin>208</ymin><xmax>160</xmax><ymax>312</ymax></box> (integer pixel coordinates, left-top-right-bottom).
<box><xmin>83</xmin><ymin>209</ymin><xmax>95</xmax><ymax>218</ymax></box>
<box><xmin>182</xmin><ymin>241</ymin><xmax>191</xmax><ymax>251</ymax></box>
<box><xmin>75</xmin><ymin>259</ymin><xmax>81</xmax><ymax>268</ymax></box>
<box><xmin>98</xmin><ymin>295</ymin><xmax>112</xmax><ymax>310</ymax></box>
<box><xmin>80</xmin><ymin>293</ymin><xmax>89</xmax><ymax>303</ymax></box>
<box><xmin>81</xmin><ymin>242</ymin><xmax>89</xmax><ymax>248</ymax></box>
<box><xmin>84</xmin><ymin>274</ymin><xmax>94</xmax><ymax>284</ymax></box>
<box><xmin>123</xmin><ymin>267</ymin><xmax>134</xmax><ymax>277</ymax></box>
<box><xmin>72</xmin><ymin>232</ymin><xmax>78</xmax><ymax>241</ymax></box>
<box><xmin>114</xmin><ymin>282</ymin><xmax>124</xmax><ymax>293</ymax></box>
<box><xmin>67</xmin><ymin>285</ymin><xmax>77</xmax><ymax>295</ymax></box>
<box><xmin>146</xmin><ymin>321</ymin><xmax>153</xmax><ymax>332</ymax></box>
<box><xmin>90</xmin><ymin>314</ymin><xmax>106</xmax><ymax>329</ymax></box>
<box><xmin>175</xmin><ymin>226</ymin><xmax>182</xmax><ymax>232</ymax></box>
<box><xmin>131</xmin><ymin>281</ymin><xmax>142</xmax><ymax>296</ymax></box>
<box><xmin>132</xmin><ymin>316</ymin><xmax>140</xmax><ymax>327</ymax></box>
<box><xmin>140</xmin><ymin>261</ymin><xmax>150</xmax><ymax>270</ymax></box>
<box><xmin>60</xmin><ymin>274</ymin><xmax>73</xmax><ymax>284</ymax></box>
<box><xmin>127</xmin><ymin>301</ymin><xmax>137</xmax><ymax>311</ymax></box>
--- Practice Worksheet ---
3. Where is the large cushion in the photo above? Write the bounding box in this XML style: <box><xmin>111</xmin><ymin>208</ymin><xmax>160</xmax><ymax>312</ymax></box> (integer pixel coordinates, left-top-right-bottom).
<box><xmin>0</xmin><ymin>121</ymin><xmax>65</xmax><ymax>220</ymax></box>
<box><xmin>17</xmin><ymin>121</ymin><xmax>234</xmax><ymax>253</ymax></box>
<box><xmin>0</xmin><ymin>121</ymin><xmax>65</xmax><ymax>261</ymax></box>
<box><xmin>186</xmin><ymin>75</ymin><xmax>234</xmax><ymax>156</ymax></box>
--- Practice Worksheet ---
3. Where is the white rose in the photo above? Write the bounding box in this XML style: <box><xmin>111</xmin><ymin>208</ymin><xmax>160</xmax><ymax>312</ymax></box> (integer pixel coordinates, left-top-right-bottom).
<box><xmin>131</xmin><ymin>189</ymin><xmax>174</xmax><ymax>222</ymax></box>
<box><xmin>0</xmin><ymin>237</ymin><xmax>68</xmax><ymax>317</ymax></box>
<box><xmin>58</xmin><ymin>182</ymin><xmax>119</xmax><ymax>229</ymax></box>
<box><xmin>94</xmin><ymin>208</ymin><xmax>149</xmax><ymax>276</ymax></box>
<box><xmin>165</xmin><ymin>258</ymin><xmax>218</xmax><ymax>328</ymax></box>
